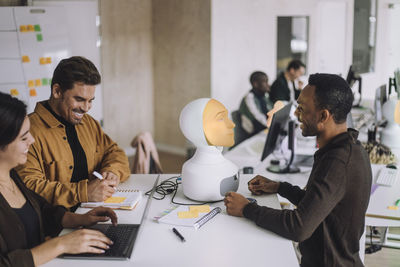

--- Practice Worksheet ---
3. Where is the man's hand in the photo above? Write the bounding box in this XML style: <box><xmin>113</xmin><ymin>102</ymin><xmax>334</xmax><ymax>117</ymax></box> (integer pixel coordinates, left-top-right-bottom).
<box><xmin>102</xmin><ymin>171</ymin><xmax>120</xmax><ymax>187</ymax></box>
<box><xmin>248</xmin><ymin>175</ymin><xmax>280</xmax><ymax>195</ymax></box>
<box><xmin>80</xmin><ymin>207</ymin><xmax>118</xmax><ymax>226</ymax></box>
<box><xmin>87</xmin><ymin>179</ymin><xmax>115</xmax><ymax>202</ymax></box>
<box><xmin>224</xmin><ymin>192</ymin><xmax>250</xmax><ymax>217</ymax></box>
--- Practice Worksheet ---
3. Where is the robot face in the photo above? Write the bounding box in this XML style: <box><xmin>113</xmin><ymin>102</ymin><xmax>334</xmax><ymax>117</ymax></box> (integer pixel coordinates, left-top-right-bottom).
<box><xmin>202</xmin><ymin>99</ymin><xmax>235</xmax><ymax>147</ymax></box>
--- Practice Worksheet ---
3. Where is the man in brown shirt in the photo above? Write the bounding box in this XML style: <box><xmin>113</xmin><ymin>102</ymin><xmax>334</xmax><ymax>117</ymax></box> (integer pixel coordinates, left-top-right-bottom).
<box><xmin>225</xmin><ymin>73</ymin><xmax>372</xmax><ymax>266</ymax></box>
<box><xmin>16</xmin><ymin>56</ymin><xmax>130</xmax><ymax>209</ymax></box>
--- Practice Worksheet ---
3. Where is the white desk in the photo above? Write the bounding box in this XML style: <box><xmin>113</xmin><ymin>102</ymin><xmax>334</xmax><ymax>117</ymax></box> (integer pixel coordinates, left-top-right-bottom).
<box><xmin>44</xmin><ymin>174</ymin><xmax>299</xmax><ymax>267</ymax></box>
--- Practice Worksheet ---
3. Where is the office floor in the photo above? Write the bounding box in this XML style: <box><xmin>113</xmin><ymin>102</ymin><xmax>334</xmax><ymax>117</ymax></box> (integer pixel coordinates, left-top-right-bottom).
<box><xmin>158</xmin><ymin>151</ymin><xmax>400</xmax><ymax>266</ymax></box>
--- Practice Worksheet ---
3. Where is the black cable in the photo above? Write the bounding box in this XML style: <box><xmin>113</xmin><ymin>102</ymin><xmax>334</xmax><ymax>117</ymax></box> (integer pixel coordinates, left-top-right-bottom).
<box><xmin>145</xmin><ymin>175</ymin><xmax>223</xmax><ymax>205</ymax></box>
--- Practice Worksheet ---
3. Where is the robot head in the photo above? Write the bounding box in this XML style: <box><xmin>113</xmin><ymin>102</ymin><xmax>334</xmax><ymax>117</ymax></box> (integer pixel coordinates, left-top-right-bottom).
<box><xmin>179</xmin><ymin>98</ymin><xmax>235</xmax><ymax>147</ymax></box>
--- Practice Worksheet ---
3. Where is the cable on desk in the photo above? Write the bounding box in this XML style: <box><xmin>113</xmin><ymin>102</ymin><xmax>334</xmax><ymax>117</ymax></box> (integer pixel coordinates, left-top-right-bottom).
<box><xmin>145</xmin><ymin>175</ymin><xmax>223</xmax><ymax>205</ymax></box>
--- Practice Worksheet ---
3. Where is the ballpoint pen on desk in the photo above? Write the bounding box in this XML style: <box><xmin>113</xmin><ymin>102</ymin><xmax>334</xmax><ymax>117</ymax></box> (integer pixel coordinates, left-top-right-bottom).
<box><xmin>172</xmin><ymin>228</ymin><xmax>186</xmax><ymax>242</ymax></box>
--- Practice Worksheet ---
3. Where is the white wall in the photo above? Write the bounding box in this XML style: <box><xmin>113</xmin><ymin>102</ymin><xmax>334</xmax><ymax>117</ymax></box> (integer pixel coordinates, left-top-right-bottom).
<box><xmin>211</xmin><ymin>0</ymin><xmax>353</xmax><ymax>114</ymax></box>
<box><xmin>211</xmin><ymin>0</ymin><xmax>400</xmax><ymax>113</ymax></box>
<box><xmin>360</xmin><ymin>0</ymin><xmax>400</xmax><ymax>101</ymax></box>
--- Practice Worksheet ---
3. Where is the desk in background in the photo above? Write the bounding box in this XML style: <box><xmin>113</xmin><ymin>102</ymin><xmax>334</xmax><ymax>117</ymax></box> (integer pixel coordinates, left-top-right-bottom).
<box><xmin>43</xmin><ymin>174</ymin><xmax>299</xmax><ymax>267</ymax></box>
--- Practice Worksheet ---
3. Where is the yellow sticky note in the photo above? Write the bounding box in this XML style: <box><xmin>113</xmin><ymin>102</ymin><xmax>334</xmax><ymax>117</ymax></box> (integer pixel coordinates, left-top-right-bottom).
<box><xmin>20</xmin><ymin>25</ymin><xmax>27</xmax><ymax>32</ymax></box>
<box><xmin>39</xmin><ymin>57</ymin><xmax>46</xmax><ymax>65</ymax></box>
<box><xmin>46</xmin><ymin>57</ymin><xmax>52</xmax><ymax>64</ymax></box>
<box><xmin>189</xmin><ymin>205</ymin><xmax>210</xmax><ymax>213</ymax></box>
<box><xmin>10</xmin><ymin>89</ymin><xmax>19</xmax><ymax>96</ymax></box>
<box><xmin>387</xmin><ymin>206</ymin><xmax>398</xmax><ymax>210</ymax></box>
<box><xmin>29</xmin><ymin>89</ymin><xmax>37</xmax><ymax>97</ymax></box>
<box><xmin>22</xmin><ymin>55</ymin><xmax>30</xmax><ymax>63</ymax></box>
<box><xmin>27</xmin><ymin>25</ymin><xmax>34</xmax><ymax>32</ymax></box>
<box><xmin>178</xmin><ymin>211</ymin><xmax>199</xmax><ymax>219</ymax></box>
<box><xmin>28</xmin><ymin>80</ymin><xmax>34</xmax><ymax>88</ymax></box>
<box><xmin>104</xmin><ymin>197</ymin><xmax>126</xmax><ymax>203</ymax></box>
<box><xmin>35</xmin><ymin>79</ymin><xmax>41</xmax><ymax>87</ymax></box>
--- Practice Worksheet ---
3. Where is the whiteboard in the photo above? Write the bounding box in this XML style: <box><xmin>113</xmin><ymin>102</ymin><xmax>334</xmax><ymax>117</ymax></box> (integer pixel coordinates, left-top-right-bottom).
<box><xmin>0</xmin><ymin>7</ymin><xmax>15</xmax><ymax>30</ymax></box>
<box><xmin>0</xmin><ymin>6</ymin><xmax>71</xmax><ymax>113</ymax></box>
<box><xmin>0</xmin><ymin>32</ymin><xmax>20</xmax><ymax>58</ymax></box>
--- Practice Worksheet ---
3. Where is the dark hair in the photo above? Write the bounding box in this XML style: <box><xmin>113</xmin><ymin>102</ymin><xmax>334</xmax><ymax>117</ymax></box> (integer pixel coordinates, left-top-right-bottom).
<box><xmin>0</xmin><ymin>92</ymin><xmax>27</xmax><ymax>150</ymax></box>
<box><xmin>308</xmin><ymin>73</ymin><xmax>354</xmax><ymax>124</ymax></box>
<box><xmin>51</xmin><ymin>56</ymin><xmax>101</xmax><ymax>92</ymax></box>
<box><xmin>250</xmin><ymin>71</ymin><xmax>267</xmax><ymax>85</ymax></box>
<box><xmin>286</xmin><ymin>59</ymin><xmax>306</xmax><ymax>71</ymax></box>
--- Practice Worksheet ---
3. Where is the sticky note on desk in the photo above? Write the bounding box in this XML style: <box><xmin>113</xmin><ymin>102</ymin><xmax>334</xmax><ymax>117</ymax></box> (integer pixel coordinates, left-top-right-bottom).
<box><xmin>104</xmin><ymin>197</ymin><xmax>126</xmax><ymax>203</ymax></box>
<box><xmin>178</xmin><ymin>210</ymin><xmax>199</xmax><ymax>219</ymax></box>
<box><xmin>189</xmin><ymin>205</ymin><xmax>210</xmax><ymax>213</ymax></box>
<box><xmin>387</xmin><ymin>206</ymin><xmax>398</xmax><ymax>210</ymax></box>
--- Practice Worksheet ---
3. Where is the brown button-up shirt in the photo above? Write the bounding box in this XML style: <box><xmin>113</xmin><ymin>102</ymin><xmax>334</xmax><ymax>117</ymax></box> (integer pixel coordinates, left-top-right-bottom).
<box><xmin>16</xmin><ymin>101</ymin><xmax>130</xmax><ymax>208</ymax></box>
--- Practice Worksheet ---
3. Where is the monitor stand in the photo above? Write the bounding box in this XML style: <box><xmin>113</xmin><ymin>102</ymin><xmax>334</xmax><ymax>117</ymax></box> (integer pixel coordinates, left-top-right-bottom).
<box><xmin>266</xmin><ymin>149</ymin><xmax>300</xmax><ymax>174</ymax></box>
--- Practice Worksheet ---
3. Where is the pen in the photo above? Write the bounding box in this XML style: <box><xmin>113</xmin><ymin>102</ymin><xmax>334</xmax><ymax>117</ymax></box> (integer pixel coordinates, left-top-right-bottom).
<box><xmin>93</xmin><ymin>171</ymin><xmax>103</xmax><ymax>180</ymax></box>
<box><xmin>172</xmin><ymin>227</ymin><xmax>186</xmax><ymax>242</ymax></box>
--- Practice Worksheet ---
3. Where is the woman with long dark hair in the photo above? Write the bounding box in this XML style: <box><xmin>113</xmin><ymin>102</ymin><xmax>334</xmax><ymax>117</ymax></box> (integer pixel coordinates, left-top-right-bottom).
<box><xmin>0</xmin><ymin>92</ymin><xmax>116</xmax><ymax>266</ymax></box>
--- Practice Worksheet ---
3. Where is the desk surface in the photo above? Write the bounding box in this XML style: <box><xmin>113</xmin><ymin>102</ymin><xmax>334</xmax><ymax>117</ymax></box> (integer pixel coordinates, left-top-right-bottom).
<box><xmin>43</xmin><ymin>174</ymin><xmax>299</xmax><ymax>267</ymax></box>
<box><xmin>225</xmin><ymin>130</ymin><xmax>400</xmax><ymax>227</ymax></box>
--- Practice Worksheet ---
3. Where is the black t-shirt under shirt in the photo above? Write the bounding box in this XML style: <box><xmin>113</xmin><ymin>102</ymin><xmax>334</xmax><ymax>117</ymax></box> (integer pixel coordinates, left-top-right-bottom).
<box><xmin>44</xmin><ymin>102</ymin><xmax>88</xmax><ymax>183</ymax></box>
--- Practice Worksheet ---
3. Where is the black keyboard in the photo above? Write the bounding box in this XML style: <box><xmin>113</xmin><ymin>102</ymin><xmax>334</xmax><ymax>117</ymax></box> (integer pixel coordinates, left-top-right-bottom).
<box><xmin>103</xmin><ymin>225</ymin><xmax>138</xmax><ymax>257</ymax></box>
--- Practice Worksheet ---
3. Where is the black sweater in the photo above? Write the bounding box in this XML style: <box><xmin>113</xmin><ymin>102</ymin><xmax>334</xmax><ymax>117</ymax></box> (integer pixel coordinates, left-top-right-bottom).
<box><xmin>0</xmin><ymin>171</ymin><xmax>66</xmax><ymax>267</ymax></box>
<box><xmin>243</xmin><ymin>129</ymin><xmax>372</xmax><ymax>267</ymax></box>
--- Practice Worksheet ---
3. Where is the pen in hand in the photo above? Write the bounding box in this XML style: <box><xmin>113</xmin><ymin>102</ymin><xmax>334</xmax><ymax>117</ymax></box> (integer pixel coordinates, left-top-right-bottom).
<box><xmin>93</xmin><ymin>171</ymin><xmax>116</xmax><ymax>190</ymax></box>
<box><xmin>93</xmin><ymin>171</ymin><xmax>103</xmax><ymax>180</ymax></box>
<box><xmin>172</xmin><ymin>227</ymin><xmax>186</xmax><ymax>242</ymax></box>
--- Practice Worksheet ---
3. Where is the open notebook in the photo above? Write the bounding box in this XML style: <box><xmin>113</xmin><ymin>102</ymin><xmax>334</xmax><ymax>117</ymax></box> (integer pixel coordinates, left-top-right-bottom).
<box><xmin>157</xmin><ymin>205</ymin><xmax>222</xmax><ymax>229</ymax></box>
<box><xmin>81</xmin><ymin>189</ymin><xmax>142</xmax><ymax>210</ymax></box>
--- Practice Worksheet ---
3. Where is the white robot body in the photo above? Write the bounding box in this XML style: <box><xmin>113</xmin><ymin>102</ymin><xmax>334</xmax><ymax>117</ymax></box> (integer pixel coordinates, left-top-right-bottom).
<box><xmin>182</xmin><ymin>146</ymin><xmax>239</xmax><ymax>201</ymax></box>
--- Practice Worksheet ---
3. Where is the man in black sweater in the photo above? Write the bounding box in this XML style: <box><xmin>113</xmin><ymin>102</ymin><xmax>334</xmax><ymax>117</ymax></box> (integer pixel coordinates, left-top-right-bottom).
<box><xmin>270</xmin><ymin>59</ymin><xmax>306</xmax><ymax>103</ymax></box>
<box><xmin>224</xmin><ymin>73</ymin><xmax>372</xmax><ymax>267</ymax></box>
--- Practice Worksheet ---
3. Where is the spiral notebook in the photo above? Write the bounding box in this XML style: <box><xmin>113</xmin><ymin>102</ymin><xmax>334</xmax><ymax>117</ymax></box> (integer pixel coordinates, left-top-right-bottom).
<box><xmin>157</xmin><ymin>205</ymin><xmax>222</xmax><ymax>229</ymax></box>
<box><xmin>80</xmin><ymin>189</ymin><xmax>142</xmax><ymax>210</ymax></box>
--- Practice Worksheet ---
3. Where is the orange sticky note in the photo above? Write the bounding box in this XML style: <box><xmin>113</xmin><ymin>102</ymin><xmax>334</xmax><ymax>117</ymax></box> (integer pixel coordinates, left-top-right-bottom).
<box><xmin>189</xmin><ymin>205</ymin><xmax>210</xmax><ymax>213</ymax></box>
<box><xmin>35</xmin><ymin>79</ymin><xmax>41</xmax><ymax>87</ymax></box>
<box><xmin>20</xmin><ymin>25</ymin><xmax>27</xmax><ymax>32</ymax></box>
<box><xmin>28</xmin><ymin>80</ymin><xmax>34</xmax><ymax>88</ymax></box>
<box><xmin>177</xmin><ymin>210</ymin><xmax>199</xmax><ymax>219</ymax></box>
<box><xmin>39</xmin><ymin>57</ymin><xmax>46</xmax><ymax>65</ymax></box>
<box><xmin>388</xmin><ymin>206</ymin><xmax>398</xmax><ymax>210</ymax></box>
<box><xmin>22</xmin><ymin>55</ymin><xmax>30</xmax><ymax>63</ymax></box>
<box><xmin>104</xmin><ymin>197</ymin><xmax>126</xmax><ymax>203</ymax></box>
<box><xmin>27</xmin><ymin>25</ymin><xmax>34</xmax><ymax>32</ymax></box>
<box><xmin>29</xmin><ymin>89</ymin><xmax>37</xmax><ymax>97</ymax></box>
<box><xmin>46</xmin><ymin>57</ymin><xmax>52</xmax><ymax>64</ymax></box>
<box><xmin>10</xmin><ymin>89</ymin><xmax>19</xmax><ymax>96</ymax></box>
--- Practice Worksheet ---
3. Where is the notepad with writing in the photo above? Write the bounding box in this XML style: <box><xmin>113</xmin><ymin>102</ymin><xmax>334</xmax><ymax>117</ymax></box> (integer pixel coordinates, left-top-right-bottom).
<box><xmin>80</xmin><ymin>189</ymin><xmax>142</xmax><ymax>210</ymax></box>
<box><xmin>157</xmin><ymin>205</ymin><xmax>222</xmax><ymax>229</ymax></box>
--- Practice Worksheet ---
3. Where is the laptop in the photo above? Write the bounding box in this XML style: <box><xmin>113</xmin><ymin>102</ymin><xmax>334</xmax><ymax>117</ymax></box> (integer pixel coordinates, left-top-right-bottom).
<box><xmin>62</xmin><ymin>175</ymin><xmax>160</xmax><ymax>260</ymax></box>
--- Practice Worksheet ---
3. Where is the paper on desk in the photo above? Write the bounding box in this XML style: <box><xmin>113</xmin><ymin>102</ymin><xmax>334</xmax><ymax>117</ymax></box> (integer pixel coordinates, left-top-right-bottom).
<box><xmin>157</xmin><ymin>205</ymin><xmax>212</xmax><ymax>228</ymax></box>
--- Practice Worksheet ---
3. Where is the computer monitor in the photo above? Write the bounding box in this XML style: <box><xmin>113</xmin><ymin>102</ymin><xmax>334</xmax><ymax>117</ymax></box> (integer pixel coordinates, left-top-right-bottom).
<box><xmin>374</xmin><ymin>84</ymin><xmax>387</xmax><ymax>126</ymax></box>
<box><xmin>260</xmin><ymin>103</ymin><xmax>300</xmax><ymax>174</ymax></box>
<box><xmin>346</xmin><ymin>65</ymin><xmax>362</xmax><ymax>107</ymax></box>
